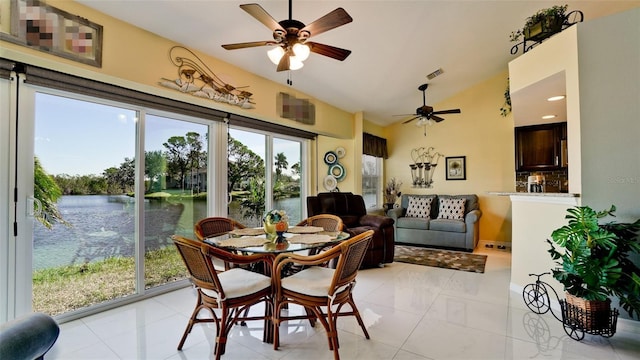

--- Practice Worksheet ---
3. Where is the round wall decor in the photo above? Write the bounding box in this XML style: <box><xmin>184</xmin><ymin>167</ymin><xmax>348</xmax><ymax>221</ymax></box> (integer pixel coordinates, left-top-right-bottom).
<box><xmin>323</xmin><ymin>175</ymin><xmax>338</xmax><ymax>191</ymax></box>
<box><xmin>324</xmin><ymin>151</ymin><xmax>338</xmax><ymax>165</ymax></box>
<box><xmin>328</xmin><ymin>163</ymin><xmax>346</xmax><ymax>181</ymax></box>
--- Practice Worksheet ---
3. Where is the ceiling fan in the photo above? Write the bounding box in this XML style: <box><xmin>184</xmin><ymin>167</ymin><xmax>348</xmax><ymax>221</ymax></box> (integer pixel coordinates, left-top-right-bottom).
<box><xmin>399</xmin><ymin>84</ymin><xmax>461</xmax><ymax>126</ymax></box>
<box><xmin>221</xmin><ymin>1</ymin><xmax>353</xmax><ymax>72</ymax></box>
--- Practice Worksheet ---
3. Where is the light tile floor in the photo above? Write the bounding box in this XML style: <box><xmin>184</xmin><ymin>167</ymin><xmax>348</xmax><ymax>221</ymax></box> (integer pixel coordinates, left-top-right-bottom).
<box><xmin>48</xmin><ymin>249</ymin><xmax>640</xmax><ymax>359</ymax></box>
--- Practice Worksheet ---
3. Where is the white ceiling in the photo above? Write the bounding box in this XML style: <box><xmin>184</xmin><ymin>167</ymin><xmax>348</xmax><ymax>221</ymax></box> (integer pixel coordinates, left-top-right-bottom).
<box><xmin>77</xmin><ymin>0</ymin><xmax>639</xmax><ymax>126</ymax></box>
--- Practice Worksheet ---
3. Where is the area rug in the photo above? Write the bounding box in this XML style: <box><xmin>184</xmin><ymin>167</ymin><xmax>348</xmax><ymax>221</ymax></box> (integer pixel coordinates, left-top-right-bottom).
<box><xmin>394</xmin><ymin>245</ymin><xmax>487</xmax><ymax>273</ymax></box>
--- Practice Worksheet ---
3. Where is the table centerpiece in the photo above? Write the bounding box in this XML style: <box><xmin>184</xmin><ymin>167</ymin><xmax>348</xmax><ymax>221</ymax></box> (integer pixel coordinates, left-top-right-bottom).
<box><xmin>263</xmin><ymin>209</ymin><xmax>289</xmax><ymax>243</ymax></box>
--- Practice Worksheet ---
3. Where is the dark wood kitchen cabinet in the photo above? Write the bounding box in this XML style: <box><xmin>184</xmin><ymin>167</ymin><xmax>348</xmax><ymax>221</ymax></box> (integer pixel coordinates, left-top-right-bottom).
<box><xmin>515</xmin><ymin>122</ymin><xmax>567</xmax><ymax>171</ymax></box>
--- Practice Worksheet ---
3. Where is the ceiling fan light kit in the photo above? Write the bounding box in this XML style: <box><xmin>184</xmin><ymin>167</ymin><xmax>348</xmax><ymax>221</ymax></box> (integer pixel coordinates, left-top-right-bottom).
<box><xmin>396</xmin><ymin>83</ymin><xmax>461</xmax><ymax>135</ymax></box>
<box><xmin>222</xmin><ymin>1</ymin><xmax>353</xmax><ymax>72</ymax></box>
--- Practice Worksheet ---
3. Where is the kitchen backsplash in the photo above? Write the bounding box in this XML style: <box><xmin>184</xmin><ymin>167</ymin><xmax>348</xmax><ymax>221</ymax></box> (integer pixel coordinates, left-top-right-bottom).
<box><xmin>516</xmin><ymin>168</ymin><xmax>569</xmax><ymax>193</ymax></box>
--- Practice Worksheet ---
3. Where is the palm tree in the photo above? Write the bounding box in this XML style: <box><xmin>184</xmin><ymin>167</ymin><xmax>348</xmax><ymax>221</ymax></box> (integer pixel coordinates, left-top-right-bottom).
<box><xmin>274</xmin><ymin>152</ymin><xmax>288</xmax><ymax>182</ymax></box>
<box><xmin>34</xmin><ymin>157</ymin><xmax>68</xmax><ymax>229</ymax></box>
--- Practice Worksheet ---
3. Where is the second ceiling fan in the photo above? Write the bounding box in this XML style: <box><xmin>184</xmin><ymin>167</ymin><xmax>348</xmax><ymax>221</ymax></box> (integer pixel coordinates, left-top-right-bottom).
<box><xmin>221</xmin><ymin>1</ymin><xmax>353</xmax><ymax>72</ymax></box>
<box><xmin>400</xmin><ymin>84</ymin><xmax>461</xmax><ymax>125</ymax></box>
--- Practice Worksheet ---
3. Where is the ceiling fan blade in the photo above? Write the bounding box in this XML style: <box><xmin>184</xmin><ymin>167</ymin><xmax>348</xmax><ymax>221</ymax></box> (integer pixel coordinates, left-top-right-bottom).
<box><xmin>300</xmin><ymin>8</ymin><xmax>353</xmax><ymax>38</ymax></box>
<box><xmin>432</xmin><ymin>109</ymin><xmax>461</xmax><ymax>115</ymax></box>
<box><xmin>306</xmin><ymin>42</ymin><xmax>351</xmax><ymax>61</ymax></box>
<box><xmin>276</xmin><ymin>52</ymin><xmax>290</xmax><ymax>72</ymax></box>
<box><xmin>431</xmin><ymin>115</ymin><xmax>446</xmax><ymax>122</ymax></box>
<box><xmin>402</xmin><ymin>116</ymin><xmax>420</xmax><ymax>124</ymax></box>
<box><xmin>393</xmin><ymin>113</ymin><xmax>417</xmax><ymax>117</ymax></box>
<box><xmin>239</xmin><ymin>3</ymin><xmax>285</xmax><ymax>32</ymax></box>
<box><xmin>222</xmin><ymin>41</ymin><xmax>274</xmax><ymax>50</ymax></box>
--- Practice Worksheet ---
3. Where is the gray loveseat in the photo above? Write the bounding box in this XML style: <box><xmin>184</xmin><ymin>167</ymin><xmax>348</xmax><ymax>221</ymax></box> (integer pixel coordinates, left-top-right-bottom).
<box><xmin>387</xmin><ymin>194</ymin><xmax>482</xmax><ymax>252</ymax></box>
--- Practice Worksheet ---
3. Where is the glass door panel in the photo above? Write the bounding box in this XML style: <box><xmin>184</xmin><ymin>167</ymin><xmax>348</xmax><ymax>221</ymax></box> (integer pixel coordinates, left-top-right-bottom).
<box><xmin>32</xmin><ymin>93</ymin><xmax>137</xmax><ymax>316</ymax></box>
<box><xmin>143</xmin><ymin>114</ymin><xmax>208</xmax><ymax>288</ymax></box>
<box><xmin>227</xmin><ymin>128</ymin><xmax>266</xmax><ymax>227</ymax></box>
<box><xmin>273</xmin><ymin>138</ymin><xmax>302</xmax><ymax>225</ymax></box>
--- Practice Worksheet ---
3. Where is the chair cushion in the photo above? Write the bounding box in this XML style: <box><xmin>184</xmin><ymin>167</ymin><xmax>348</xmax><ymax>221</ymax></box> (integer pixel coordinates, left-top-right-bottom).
<box><xmin>281</xmin><ymin>266</ymin><xmax>335</xmax><ymax>297</ymax></box>
<box><xmin>396</xmin><ymin>217</ymin><xmax>430</xmax><ymax>230</ymax></box>
<box><xmin>429</xmin><ymin>219</ymin><xmax>466</xmax><ymax>233</ymax></box>
<box><xmin>202</xmin><ymin>268</ymin><xmax>271</xmax><ymax>300</ymax></box>
<box><xmin>437</xmin><ymin>198</ymin><xmax>466</xmax><ymax>220</ymax></box>
<box><xmin>405</xmin><ymin>196</ymin><xmax>433</xmax><ymax>218</ymax></box>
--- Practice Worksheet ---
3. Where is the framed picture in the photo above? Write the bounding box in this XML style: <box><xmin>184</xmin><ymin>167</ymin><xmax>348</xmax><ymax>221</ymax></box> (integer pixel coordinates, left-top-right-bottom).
<box><xmin>1</xmin><ymin>0</ymin><xmax>103</xmax><ymax>67</ymax></box>
<box><xmin>446</xmin><ymin>156</ymin><xmax>466</xmax><ymax>180</ymax></box>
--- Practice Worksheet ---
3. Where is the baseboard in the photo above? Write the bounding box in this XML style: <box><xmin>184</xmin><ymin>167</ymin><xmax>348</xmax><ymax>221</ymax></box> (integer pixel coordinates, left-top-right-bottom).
<box><xmin>479</xmin><ymin>239</ymin><xmax>511</xmax><ymax>251</ymax></box>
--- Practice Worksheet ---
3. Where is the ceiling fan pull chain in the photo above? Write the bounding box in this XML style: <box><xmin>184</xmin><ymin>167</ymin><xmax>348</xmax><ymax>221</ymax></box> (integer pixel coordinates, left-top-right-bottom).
<box><xmin>287</xmin><ymin>72</ymin><xmax>292</xmax><ymax>86</ymax></box>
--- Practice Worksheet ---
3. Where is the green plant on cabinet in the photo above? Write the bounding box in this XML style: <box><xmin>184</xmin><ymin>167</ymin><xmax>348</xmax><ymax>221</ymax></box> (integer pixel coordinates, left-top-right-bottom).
<box><xmin>547</xmin><ymin>205</ymin><xmax>640</xmax><ymax>318</ymax></box>
<box><xmin>511</xmin><ymin>4</ymin><xmax>568</xmax><ymax>43</ymax></box>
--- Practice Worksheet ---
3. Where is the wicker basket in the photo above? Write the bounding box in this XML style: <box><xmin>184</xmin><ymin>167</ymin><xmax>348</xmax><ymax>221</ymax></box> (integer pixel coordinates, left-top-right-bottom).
<box><xmin>565</xmin><ymin>293</ymin><xmax>612</xmax><ymax>331</ymax></box>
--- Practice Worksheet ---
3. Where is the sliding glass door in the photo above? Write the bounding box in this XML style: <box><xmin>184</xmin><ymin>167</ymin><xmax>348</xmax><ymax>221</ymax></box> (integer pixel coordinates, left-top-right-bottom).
<box><xmin>15</xmin><ymin>88</ymin><xmax>214</xmax><ymax>319</ymax></box>
<box><xmin>227</xmin><ymin>128</ymin><xmax>305</xmax><ymax>227</ymax></box>
<box><xmin>31</xmin><ymin>92</ymin><xmax>138</xmax><ymax>316</ymax></box>
<box><xmin>143</xmin><ymin>114</ymin><xmax>209</xmax><ymax>289</ymax></box>
<box><xmin>273</xmin><ymin>137</ymin><xmax>302</xmax><ymax>225</ymax></box>
<box><xmin>3</xmin><ymin>72</ymin><xmax>309</xmax><ymax>321</ymax></box>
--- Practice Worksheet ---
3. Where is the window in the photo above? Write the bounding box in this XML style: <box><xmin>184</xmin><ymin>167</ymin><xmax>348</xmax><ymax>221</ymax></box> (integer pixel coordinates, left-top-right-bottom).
<box><xmin>228</xmin><ymin>128</ymin><xmax>305</xmax><ymax>227</ymax></box>
<box><xmin>362</xmin><ymin>154</ymin><xmax>382</xmax><ymax>209</ymax></box>
<box><xmin>3</xmin><ymin>61</ymin><xmax>312</xmax><ymax>321</ymax></box>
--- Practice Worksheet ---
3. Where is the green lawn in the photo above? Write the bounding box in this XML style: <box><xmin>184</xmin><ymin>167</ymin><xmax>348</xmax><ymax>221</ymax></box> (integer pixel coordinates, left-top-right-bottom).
<box><xmin>33</xmin><ymin>246</ymin><xmax>187</xmax><ymax>316</ymax></box>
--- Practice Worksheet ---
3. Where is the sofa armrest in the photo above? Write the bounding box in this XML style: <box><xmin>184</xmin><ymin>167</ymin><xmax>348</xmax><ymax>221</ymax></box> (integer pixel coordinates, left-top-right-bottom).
<box><xmin>465</xmin><ymin>209</ymin><xmax>482</xmax><ymax>225</ymax></box>
<box><xmin>0</xmin><ymin>312</ymin><xmax>60</xmax><ymax>360</ymax></box>
<box><xmin>359</xmin><ymin>214</ymin><xmax>395</xmax><ymax>228</ymax></box>
<box><xmin>387</xmin><ymin>208</ymin><xmax>403</xmax><ymax>220</ymax></box>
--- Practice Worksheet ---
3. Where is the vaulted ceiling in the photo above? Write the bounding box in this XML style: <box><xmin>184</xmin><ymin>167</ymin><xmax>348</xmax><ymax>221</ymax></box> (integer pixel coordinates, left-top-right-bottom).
<box><xmin>77</xmin><ymin>1</ymin><xmax>639</xmax><ymax>126</ymax></box>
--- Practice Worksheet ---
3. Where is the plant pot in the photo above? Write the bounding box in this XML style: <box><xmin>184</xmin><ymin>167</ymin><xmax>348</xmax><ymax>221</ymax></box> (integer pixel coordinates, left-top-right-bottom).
<box><xmin>524</xmin><ymin>15</ymin><xmax>564</xmax><ymax>42</ymax></box>
<box><xmin>565</xmin><ymin>293</ymin><xmax>612</xmax><ymax>331</ymax></box>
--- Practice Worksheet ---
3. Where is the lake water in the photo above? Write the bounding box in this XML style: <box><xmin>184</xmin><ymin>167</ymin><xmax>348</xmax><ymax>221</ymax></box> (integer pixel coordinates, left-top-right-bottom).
<box><xmin>33</xmin><ymin>195</ymin><xmax>300</xmax><ymax>270</ymax></box>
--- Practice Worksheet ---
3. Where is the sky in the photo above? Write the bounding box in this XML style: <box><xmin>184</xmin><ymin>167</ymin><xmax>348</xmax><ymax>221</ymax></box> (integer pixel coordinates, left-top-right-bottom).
<box><xmin>34</xmin><ymin>92</ymin><xmax>300</xmax><ymax>176</ymax></box>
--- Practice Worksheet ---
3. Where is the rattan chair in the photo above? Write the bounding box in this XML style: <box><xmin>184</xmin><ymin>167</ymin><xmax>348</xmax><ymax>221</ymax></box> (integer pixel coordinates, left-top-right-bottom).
<box><xmin>296</xmin><ymin>214</ymin><xmax>344</xmax><ymax>232</ymax></box>
<box><xmin>171</xmin><ymin>235</ymin><xmax>273</xmax><ymax>359</ymax></box>
<box><xmin>194</xmin><ymin>217</ymin><xmax>247</xmax><ymax>240</ymax></box>
<box><xmin>272</xmin><ymin>230</ymin><xmax>374</xmax><ymax>359</ymax></box>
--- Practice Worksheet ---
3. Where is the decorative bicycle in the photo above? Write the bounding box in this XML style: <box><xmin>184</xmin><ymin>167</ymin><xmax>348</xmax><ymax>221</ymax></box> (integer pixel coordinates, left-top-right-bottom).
<box><xmin>522</xmin><ymin>273</ymin><xmax>619</xmax><ymax>341</ymax></box>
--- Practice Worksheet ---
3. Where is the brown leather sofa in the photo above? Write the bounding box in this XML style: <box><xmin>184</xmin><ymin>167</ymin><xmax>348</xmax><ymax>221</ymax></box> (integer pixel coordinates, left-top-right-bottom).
<box><xmin>307</xmin><ymin>192</ymin><xmax>395</xmax><ymax>268</ymax></box>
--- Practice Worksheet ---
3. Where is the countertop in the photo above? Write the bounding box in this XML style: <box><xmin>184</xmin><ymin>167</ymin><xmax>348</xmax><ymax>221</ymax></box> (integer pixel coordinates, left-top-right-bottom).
<box><xmin>487</xmin><ymin>191</ymin><xmax>580</xmax><ymax>197</ymax></box>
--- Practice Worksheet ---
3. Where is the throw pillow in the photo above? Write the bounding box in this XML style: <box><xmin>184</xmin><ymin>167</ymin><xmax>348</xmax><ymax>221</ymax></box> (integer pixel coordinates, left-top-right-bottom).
<box><xmin>437</xmin><ymin>198</ymin><xmax>467</xmax><ymax>220</ymax></box>
<box><xmin>405</xmin><ymin>196</ymin><xmax>433</xmax><ymax>218</ymax></box>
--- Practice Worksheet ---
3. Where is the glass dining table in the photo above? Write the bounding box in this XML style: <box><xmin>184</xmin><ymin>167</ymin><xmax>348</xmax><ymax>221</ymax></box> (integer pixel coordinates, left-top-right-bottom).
<box><xmin>201</xmin><ymin>226</ymin><xmax>350</xmax><ymax>344</ymax></box>
<box><xmin>202</xmin><ymin>226</ymin><xmax>350</xmax><ymax>257</ymax></box>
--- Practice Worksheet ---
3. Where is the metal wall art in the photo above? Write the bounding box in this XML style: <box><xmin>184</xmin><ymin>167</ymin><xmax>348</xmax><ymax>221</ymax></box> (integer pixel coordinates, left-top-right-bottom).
<box><xmin>1</xmin><ymin>0</ymin><xmax>103</xmax><ymax>67</ymax></box>
<box><xmin>410</xmin><ymin>147</ymin><xmax>442</xmax><ymax>188</ymax></box>
<box><xmin>323</xmin><ymin>147</ymin><xmax>346</xmax><ymax>191</ymax></box>
<box><xmin>159</xmin><ymin>46</ymin><xmax>254</xmax><ymax>109</ymax></box>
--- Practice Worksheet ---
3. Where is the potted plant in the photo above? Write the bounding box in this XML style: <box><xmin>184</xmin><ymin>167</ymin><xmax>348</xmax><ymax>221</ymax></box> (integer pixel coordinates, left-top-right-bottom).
<box><xmin>547</xmin><ymin>205</ymin><xmax>640</xmax><ymax>330</ymax></box>
<box><xmin>511</xmin><ymin>4</ymin><xmax>568</xmax><ymax>43</ymax></box>
<box><xmin>384</xmin><ymin>177</ymin><xmax>402</xmax><ymax>210</ymax></box>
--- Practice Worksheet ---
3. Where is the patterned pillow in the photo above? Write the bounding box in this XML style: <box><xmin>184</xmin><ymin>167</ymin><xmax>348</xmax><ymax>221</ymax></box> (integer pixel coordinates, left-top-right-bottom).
<box><xmin>437</xmin><ymin>198</ymin><xmax>467</xmax><ymax>220</ymax></box>
<box><xmin>405</xmin><ymin>196</ymin><xmax>433</xmax><ymax>218</ymax></box>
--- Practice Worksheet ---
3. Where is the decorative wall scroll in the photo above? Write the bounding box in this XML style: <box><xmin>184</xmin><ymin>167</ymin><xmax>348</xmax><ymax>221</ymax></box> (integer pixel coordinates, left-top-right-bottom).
<box><xmin>409</xmin><ymin>146</ymin><xmax>443</xmax><ymax>188</ymax></box>
<box><xmin>446</xmin><ymin>156</ymin><xmax>467</xmax><ymax>180</ymax></box>
<box><xmin>323</xmin><ymin>147</ymin><xmax>346</xmax><ymax>191</ymax></box>
<box><xmin>1</xmin><ymin>0</ymin><xmax>103</xmax><ymax>67</ymax></box>
<box><xmin>159</xmin><ymin>46</ymin><xmax>254</xmax><ymax>109</ymax></box>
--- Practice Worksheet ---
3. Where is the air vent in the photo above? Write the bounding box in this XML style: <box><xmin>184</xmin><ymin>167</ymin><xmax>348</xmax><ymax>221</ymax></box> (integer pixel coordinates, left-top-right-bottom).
<box><xmin>426</xmin><ymin>68</ymin><xmax>444</xmax><ymax>80</ymax></box>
